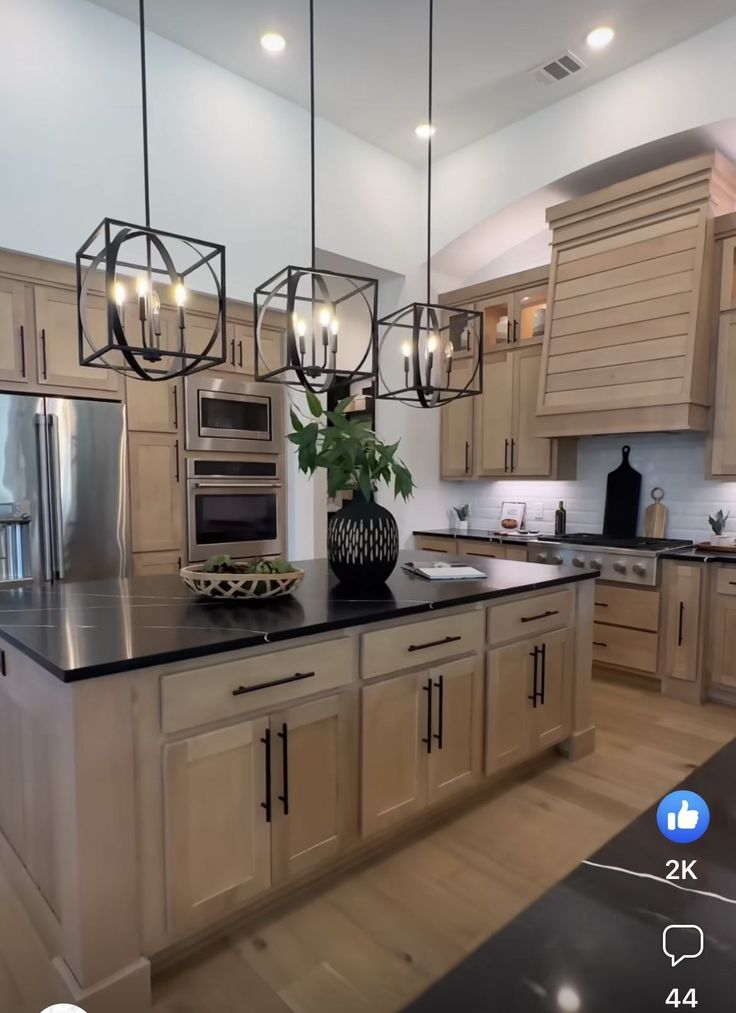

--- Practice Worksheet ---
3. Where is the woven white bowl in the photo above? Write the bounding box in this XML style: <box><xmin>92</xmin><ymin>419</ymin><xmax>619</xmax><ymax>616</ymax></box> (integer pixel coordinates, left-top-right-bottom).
<box><xmin>180</xmin><ymin>564</ymin><xmax>305</xmax><ymax>600</ymax></box>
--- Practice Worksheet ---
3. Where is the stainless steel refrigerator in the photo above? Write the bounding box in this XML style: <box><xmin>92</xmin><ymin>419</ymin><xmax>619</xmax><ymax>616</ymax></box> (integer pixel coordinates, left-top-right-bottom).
<box><xmin>0</xmin><ymin>394</ymin><xmax>129</xmax><ymax>584</ymax></box>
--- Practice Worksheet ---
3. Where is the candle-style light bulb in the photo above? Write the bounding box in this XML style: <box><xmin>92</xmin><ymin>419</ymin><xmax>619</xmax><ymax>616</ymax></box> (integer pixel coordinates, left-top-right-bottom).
<box><xmin>401</xmin><ymin>340</ymin><xmax>411</xmax><ymax>384</ymax></box>
<box><xmin>113</xmin><ymin>281</ymin><xmax>126</xmax><ymax>314</ymax></box>
<box><xmin>319</xmin><ymin>306</ymin><xmax>330</xmax><ymax>347</ymax></box>
<box><xmin>135</xmin><ymin>275</ymin><xmax>148</xmax><ymax>322</ymax></box>
<box><xmin>401</xmin><ymin>341</ymin><xmax>412</xmax><ymax>359</ymax></box>
<box><xmin>296</xmin><ymin>317</ymin><xmax>307</xmax><ymax>357</ymax></box>
<box><xmin>426</xmin><ymin>334</ymin><xmax>438</xmax><ymax>355</ymax></box>
<box><xmin>444</xmin><ymin>341</ymin><xmax>453</xmax><ymax>358</ymax></box>
<box><xmin>425</xmin><ymin>333</ymin><xmax>437</xmax><ymax>388</ymax></box>
<box><xmin>330</xmin><ymin>316</ymin><xmax>339</xmax><ymax>353</ymax></box>
<box><xmin>151</xmin><ymin>291</ymin><xmax>162</xmax><ymax>337</ymax></box>
<box><xmin>174</xmin><ymin>281</ymin><xmax>186</xmax><ymax>331</ymax></box>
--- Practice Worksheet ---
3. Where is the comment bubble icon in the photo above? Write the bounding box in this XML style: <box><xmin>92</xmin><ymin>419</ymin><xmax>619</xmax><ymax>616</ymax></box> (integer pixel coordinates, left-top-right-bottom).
<box><xmin>662</xmin><ymin>924</ymin><xmax>704</xmax><ymax>967</ymax></box>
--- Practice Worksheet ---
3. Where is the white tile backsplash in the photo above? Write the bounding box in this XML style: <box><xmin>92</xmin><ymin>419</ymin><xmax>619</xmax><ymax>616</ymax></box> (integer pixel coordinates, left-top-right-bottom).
<box><xmin>453</xmin><ymin>433</ymin><xmax>736</xmax><ymax>543</ymax></box>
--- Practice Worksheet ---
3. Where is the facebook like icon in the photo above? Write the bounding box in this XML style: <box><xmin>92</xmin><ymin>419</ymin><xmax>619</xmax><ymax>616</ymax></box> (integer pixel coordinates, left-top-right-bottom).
<box><xmin>656</xmin><ymin>790</ymin><xmax>710</xmax><ymax>844</ymax></box>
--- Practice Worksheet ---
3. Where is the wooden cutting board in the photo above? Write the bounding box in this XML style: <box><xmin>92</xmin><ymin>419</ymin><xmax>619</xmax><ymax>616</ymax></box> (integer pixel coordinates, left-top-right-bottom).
<box><xmin>602</xmin><ymin>445</ymin><xmax>642</xmax><ymax>539</ymax></box>
<box><xmin>644</xmin><ymin>487</ymin><xmax>668</xmax><ymax>538</ymax></box>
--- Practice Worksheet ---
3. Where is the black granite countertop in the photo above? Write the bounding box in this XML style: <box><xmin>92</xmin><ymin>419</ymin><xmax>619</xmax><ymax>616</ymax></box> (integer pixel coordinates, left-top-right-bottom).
<box><xmin>414</xmin><ymin>528</ymin><xmax>539</xmax><ymax>545</ymax></box>
<box><xmin>0</xmin><ymin>551</ymin><xmax>595</xmax><ymax>683</ymax></box>
<box><xmin>661</xmin><ymin>546</ymin><xmax>736</xmax><ymax>564</ymax></box>
<box><xmin>406</xmin><ymin>737</ymin><xmax>736</xmax><ymax>1012</ymax></box>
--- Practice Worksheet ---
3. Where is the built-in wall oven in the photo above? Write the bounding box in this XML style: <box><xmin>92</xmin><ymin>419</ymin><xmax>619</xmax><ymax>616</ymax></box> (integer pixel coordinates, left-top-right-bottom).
<box><xmin>184</xmin><ymin>374</ymin><xmax>283</xmax><ymax>454</ymax></box>
<box><xmin>186</xmin><ymin>457</ymin><xmax>285</xmax><ymax>561</ymax></box>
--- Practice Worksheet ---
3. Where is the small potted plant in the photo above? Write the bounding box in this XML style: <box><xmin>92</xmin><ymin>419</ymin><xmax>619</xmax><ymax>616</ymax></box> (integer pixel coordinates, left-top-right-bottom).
<box><xmin>288</xmin><ymin>392</ymin><xmax>414</xmax><ymax>585</ymax></box>
<box><xmin>708</xmin><ymin>509</ymin><xmax>731</xmax><ymax>545</ymax></box>
<box><xmin>453</xmin><ymin>504</ymin><xmax>470</xmax><ymax>532</ymax></box>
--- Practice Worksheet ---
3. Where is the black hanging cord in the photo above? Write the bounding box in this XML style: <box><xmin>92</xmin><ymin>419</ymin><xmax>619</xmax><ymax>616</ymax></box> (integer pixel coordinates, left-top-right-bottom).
<box><xmin>426</xmin><ymin>0</ymin><xmax>433</xmax><ymax>305</ymax></box>
<box><xmin>309</xmin><ymin>0</ymin><xmax>316</xmax><ymax>268</ymax></box>
<box><xmin>139</xmin><ymin>0</ymin><xmax>151</xmax><ymax>228</ymax></box>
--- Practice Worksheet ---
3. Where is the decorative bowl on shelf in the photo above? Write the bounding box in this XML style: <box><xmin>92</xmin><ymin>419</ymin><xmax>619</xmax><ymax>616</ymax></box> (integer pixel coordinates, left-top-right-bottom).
<box><xmin>180</xmin><ymin>561</ymin><xmax>305</xmax><ymax>600</ymax></box>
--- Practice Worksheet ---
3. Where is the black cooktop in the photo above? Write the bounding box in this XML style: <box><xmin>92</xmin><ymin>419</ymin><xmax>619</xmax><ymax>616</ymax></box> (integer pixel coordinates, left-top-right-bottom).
<box><xmin>539</xmin><ymin>533</ymin><xmax>693</xmax><ymax>551</ymax></box>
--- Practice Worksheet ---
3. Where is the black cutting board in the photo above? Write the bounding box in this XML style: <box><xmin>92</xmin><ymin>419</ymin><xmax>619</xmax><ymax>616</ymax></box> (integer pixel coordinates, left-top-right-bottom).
<box><xmin>602</xmin><ymin>445</ymin><xmax>642</xmax><ymax>538</ymax></box>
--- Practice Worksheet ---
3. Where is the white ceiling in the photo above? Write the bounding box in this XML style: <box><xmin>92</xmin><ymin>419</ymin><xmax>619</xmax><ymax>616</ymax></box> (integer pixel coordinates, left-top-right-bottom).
<box><xmin>89</xmin><ymin>0</ymin><xmax>734</xmax><ymax>163</ymax></box>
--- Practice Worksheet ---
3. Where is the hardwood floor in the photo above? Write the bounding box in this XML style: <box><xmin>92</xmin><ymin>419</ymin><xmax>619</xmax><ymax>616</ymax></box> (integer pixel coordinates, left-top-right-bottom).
<box><xmin>151</xmin><ymin>678</ymin><xmax>736</xmax><ymax>1013</ymax></box>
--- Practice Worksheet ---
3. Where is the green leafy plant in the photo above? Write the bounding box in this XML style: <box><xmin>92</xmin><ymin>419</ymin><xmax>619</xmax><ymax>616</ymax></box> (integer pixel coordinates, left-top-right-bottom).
<box><xmin>203</xmin><ymin>554</ymin><xmax>297</xmax><ymax>574</ymax></box>
<box><xmin>709</xmin><ymin>509</ymin><xmax>730</xmax><ymax>536</ymax></box>
<box><xmin>453</xmin><ymin>504</ymin><xmax>470</xmax><ymax>521</ymax></box>
<box><xmin>287</xmin><ymin>391</ymin><xmax>415</xmax><ymax>502</ymax></box>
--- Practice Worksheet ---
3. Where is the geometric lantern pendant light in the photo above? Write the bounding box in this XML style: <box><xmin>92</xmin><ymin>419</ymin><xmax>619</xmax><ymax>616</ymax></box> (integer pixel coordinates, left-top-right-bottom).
<box><xmin>76</xmin><ymin>0</ymin><xmax>227</xmax><ymax>381</ymax></box>
<box><xmin>376</xmin><ymin>0</ymin><xmax>482</xmax><ymax>408</ymax></box>
<box><xmin>253</xmin><ymin>0</ymin><xmax>379</xmax><ymax>394</ymax></box>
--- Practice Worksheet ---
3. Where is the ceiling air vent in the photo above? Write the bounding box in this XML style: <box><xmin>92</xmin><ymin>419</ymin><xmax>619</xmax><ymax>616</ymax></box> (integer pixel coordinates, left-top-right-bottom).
<box><xmin>532</xmin><ymin>51</ymin><xmax>586</xmax><ymax>85</ymax></box>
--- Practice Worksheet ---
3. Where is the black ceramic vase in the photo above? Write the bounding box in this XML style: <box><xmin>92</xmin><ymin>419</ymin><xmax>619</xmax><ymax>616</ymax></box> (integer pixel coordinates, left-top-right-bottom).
<box><xmin>327</xmin><ymin>492</ymin><xmax>399</xmax><ymax>586</ymax></box>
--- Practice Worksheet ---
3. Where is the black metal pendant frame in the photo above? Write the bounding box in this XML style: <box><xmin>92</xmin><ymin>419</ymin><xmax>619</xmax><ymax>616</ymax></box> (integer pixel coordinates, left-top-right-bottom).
<box><xmin>75</xmin><ymin>0</ymin><xmax>226</xmax><ymax>381</ymax></box>
<box><xmin>77</xmin><ymin>218</ymin><xmax>226</xmax><ymax>380</ymax></box>
<box><xmin>253</xmin><ymin>0</ymin><xmax>379</xmax><ymax>394</ymax></box>
<box><xmin>375</xmin><ymin>0</ymin><xmax>483</xmax><ymax>409</ymax></box>
<box><xmin>376</xmin><ymin>301</ymin><xmax>483</xmax><ymax>408</ymax></box>
<box><xmin>254</xmin><ymin>264</ymin><xmax>378</xmax><ymax>391</ymax></box>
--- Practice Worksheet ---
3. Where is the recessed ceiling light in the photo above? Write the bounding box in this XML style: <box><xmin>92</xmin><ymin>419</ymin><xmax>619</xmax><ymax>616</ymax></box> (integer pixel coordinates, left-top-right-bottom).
<box><xmin>261</xmin><ymin>32</ymin><xmax>286</xmax><ymax>54</ymax></box>
<box><xmin>586</xmin><ymin>26</ymin><xmax>614</xmax><ymax>50</ymax></box>
<box><xmin>415</xmin><ymin>123</ymin><xmax>436</xmax><ymax>140</ymax></box>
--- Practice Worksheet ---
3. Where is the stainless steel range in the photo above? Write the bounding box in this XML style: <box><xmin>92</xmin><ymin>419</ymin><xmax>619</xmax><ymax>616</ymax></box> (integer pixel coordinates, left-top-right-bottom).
<box><xmin>528</xmin><ymin>534</ymin><xmax>693</xmax><ymax>587</ymax></box>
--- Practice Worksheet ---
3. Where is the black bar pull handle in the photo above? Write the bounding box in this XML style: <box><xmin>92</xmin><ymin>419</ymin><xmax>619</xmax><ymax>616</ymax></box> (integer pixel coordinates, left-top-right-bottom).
<box><xmin>277</xmin><ymin>722</ymin><xmax>289</xmax><ymax>815</ymax></box>
<box><xmin>594</xmin><ymin>601</ymin><xmax>609</xmax><ymax>608</ymax></box>
<box><xmin>238</xmin><ymin>340</ymin><xmax>244</xmax><ymax>369</ymax></box>
<box><xmin>232</xmin><ymin>671</ymin><xmax>316</xmax><ymax>697</ymax></box>
<box><xmin>421</xmin><ymin>677</ymin><xmax>433</xmax><ymax>754</ymax></box>
<box><xmin>260</xmin><ymin>727</ymin><xmax>272</xmax><ymax>823</ymax></box>
<box><xmin>230</xmin><ymin>337</ymin><xmax>236</xmax><ymax>367</ymax></box>
<box><xmin>528</xmin><ymin>647</ymin><xmax>539</xmax><ymax>708</ymax></box>
<box><xmin>40</xmin><ymin>328</ymin><xmax>48</xmax><ymax>379</ymax></box>
<box><xmin>510</xmin><ymin>438</ymin><xmax>515</xmax><ymax>473</ymax></box>
<box><xmin>593</xmin><ymin>641</ymin><xmax>608</xmax><ymax>648</ymax></box>
<box><xmin>520</xmin><ymin>609</ymin><xmax>559</xmax><ymax>624</ymax></box>
<box><xmin>172</xmin><ymin>385</ymin><xmax>178</xmax><ymax>428</ymax></box>
<box><xmin>539</xmin><ymin>642</ymin><xmax>547</xmax><ymax>706</ymax></box>
<box><xmin>433</xmin><ymin>674</ymin><xmax>444</xmax><ymax>749</ymax></box>
<box><xmin>504</xmin><ymin>438</ymin><xmax>509</xmax><ymax>473</ymax></box>
<box><xmin>513</xmin><ymin>319</ymin><xmax>519</xmax><ymax>344</ymax></box>
<box><xmin>0</xmin><ymin>649</ymin><xmax>6</xmax><ymax>676</ymax></box>
<box><xmin>174</xmin><ymin>439</ymin><xmax>180</xmax><ymax>482</ymax></box>
<box><xmin>19</xmin><ymin>325</ymin><xmax>26</xmax><ymax>378</ymax></box>
<box><xmin>464</xmin><ymin>441</ymin><xmax>470</xmax><ymax>474</ymax></box>
<box><xmin>678</xmin><ymin>601</ymin><xmax>685</xmax><ymax>647</ymax></box>
<box><xmin>408</xmin><ymin>634</ymin><xmax>462</xmax><ymax>653</ymax></box>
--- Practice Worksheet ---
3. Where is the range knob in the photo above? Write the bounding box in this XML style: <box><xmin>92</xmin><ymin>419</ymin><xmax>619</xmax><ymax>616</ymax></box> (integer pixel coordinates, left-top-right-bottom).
<box><xmin>550</xmin><ymin>554</ymin><xmax>563</xmax><ymax>565</ymax></box>
<box><xmin>572</xmin><ymin>556</ymin><xmax>586</xmax><ymax>568</ymax></box>
<box><xmin>632</xmin><ymin>563</ymin><xmax>647</xmax><ymax>577</ymax></box>
<box><xmin>612</xmin><ymin>561</ymin><xmax>627</xmax><ymax>574</ymax></box>
<box><xmin>590</xmin><ymin>559</ymin><xmax>603</xmax><ymax>570</ymax></box>
<box><xmin>535</xmin><ymin>552</ymin><xmax>548</xmax><ymax>563</ymax></box>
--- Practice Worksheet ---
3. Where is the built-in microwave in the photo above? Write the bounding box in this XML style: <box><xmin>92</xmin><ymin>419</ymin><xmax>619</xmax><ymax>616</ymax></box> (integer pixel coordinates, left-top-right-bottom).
<box><xmin>186</xmin><ymin>457</ymin><xmax>285</xmax><ymax>561</ymax></box>
<box><xmin>184</xmin><ymin>374</ymin><xmax>283</xmax><ymax>454</ymax></box>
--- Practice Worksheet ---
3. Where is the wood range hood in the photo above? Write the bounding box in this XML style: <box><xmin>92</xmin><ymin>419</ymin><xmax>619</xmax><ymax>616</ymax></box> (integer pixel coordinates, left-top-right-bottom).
<box><xmin>536</xmin><ymin>152</ymin><xmax>736</xmax><ymax>437</ymax></box>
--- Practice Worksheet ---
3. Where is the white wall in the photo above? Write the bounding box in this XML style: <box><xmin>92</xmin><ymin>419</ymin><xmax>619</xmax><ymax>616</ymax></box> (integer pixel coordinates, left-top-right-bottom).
<box><xmin>451</xmin><ymin>433</ymin><xmax>736</xmax><ymax>544</ymax></box>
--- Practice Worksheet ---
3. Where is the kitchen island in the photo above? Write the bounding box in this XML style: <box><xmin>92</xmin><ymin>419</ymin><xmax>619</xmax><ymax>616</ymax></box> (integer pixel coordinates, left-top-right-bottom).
<box><xmin>0</xmin><ymin>552</ymin><xmax>596</xmax><ymax>1012</ymax></box>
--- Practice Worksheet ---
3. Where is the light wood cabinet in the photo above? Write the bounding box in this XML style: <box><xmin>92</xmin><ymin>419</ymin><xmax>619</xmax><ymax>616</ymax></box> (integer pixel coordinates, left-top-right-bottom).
<box><xmin>476</xmin><ymin>352</ymin><xmax>514</xmax><ymax>475</ymax></box>
<box><xmin>0</xmin><ymin>277</ymin><xmax>30</xmax><ymax>383</ymax></box>
<box><xmin>440</xmin><ymin>357</ymin><xmax>475</xmax><ymax>478</ymax></box>
<box><xmin>132</xmin><ymin>550</ymin><xmax>182</xmax><ymax>576</ymax></box>
<box><xmin>537</xmin><ymin>153</ymin><xmax>736</xmax><ymax>437</ymax></box>
<box><xmin>710</xmin><ymin>313</ymin><xmax>736</xmax><ymax>475</ymax></box>
<box><xmin>486</xmin><ymin>628</ymin><xmax>572</xmax><ymax>772</ymax></box>
<box><xmin>709</xmin><ymin>595</ymin><xmax>736</xmax><ymax>688</ymax></box>
<box><xmin>414</xmin><ymin>535</ymin><xmax>456</xmax><ymax>553</ymax></box>
<box><xmin>270</xmin><ymin>694</ymin><xmax>356</xmax><ymax>883</ymax></box>
<box><xmin>33</xmin><ymin>285</ymin><xmax>120</xmax><ymax>394</ymax></box>
<box><xmin>661</xmin><ymin>563</ymin><xmax>702</xmax><ymax>682</ymax></box>
<box><xmin>125</xmin><ymin>376</ymin><xmax>180</xmax><ymax>434</ymax></box>
<box><xmin>128</xmin><ymin>432</ymin><xmax>183</xmax><ymax>553</ymax></box>
<box><xmin>512</xmin><ymin>346</ymin><xmax>552</xmax><ymax>476</ymax></box>
<box><xmin>361</xmin><ymin>654</ymin><xmax>484</xmax><ymax>835</ymax></box>
<box><xmin>164</xmin><ymin>717</ymin><xmax>272</xmax><ymax>934</ymax></box>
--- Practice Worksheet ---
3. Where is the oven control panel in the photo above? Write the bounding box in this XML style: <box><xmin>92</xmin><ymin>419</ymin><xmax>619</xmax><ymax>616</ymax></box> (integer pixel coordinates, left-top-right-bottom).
<box><xmin>528</xmin><ymin>544</ymin><xmax>658</xmax><ymax>586</ymax></box>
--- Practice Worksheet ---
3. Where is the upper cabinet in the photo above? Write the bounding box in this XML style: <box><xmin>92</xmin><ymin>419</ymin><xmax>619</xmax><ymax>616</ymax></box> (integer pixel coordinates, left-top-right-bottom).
<box><xmin>537</xmin><ymin>153</ymin><xmax>736</xmax><ymax>437</ymax></box>
<box><xmin>439</xmin><ymin>266</ymin><xmax>576</xmax><ymax>482</ymax></box>
<box><xmin>710</xmin><ymin>214</ymin><xmax>736</xmax><ymax>476</ymax></box>
<box><xmin>0</xmin><ymin>277</ymin><xmax>30</xmax><ymax>383</ymax></box>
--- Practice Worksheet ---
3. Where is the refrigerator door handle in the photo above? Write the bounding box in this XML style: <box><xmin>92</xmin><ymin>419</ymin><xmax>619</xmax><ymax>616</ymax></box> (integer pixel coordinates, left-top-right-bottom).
<box><xmin>34</xmin><ymin>414</ymin><xmax>53</xmax><ymax>582</ymax></box>
<box><xmin>47</xmin><ymin>415</ymin><xmax>65</xmax><ymax>580</ymax></box>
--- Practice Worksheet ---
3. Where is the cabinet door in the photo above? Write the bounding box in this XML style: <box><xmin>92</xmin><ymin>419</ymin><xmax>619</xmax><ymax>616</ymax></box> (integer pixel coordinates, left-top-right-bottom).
<box><xmin>663</xmin><ymin>564</ymin><xmax>701</xmax><ymax>682</ymax></box>
<box><xmin>0</xmin><ymin>277</ymin><xmax>29</xmax><ymax>382</ymax></box>
<box><xmin>271</xmin><ymin>694</ymin><xmax>356</xmax><ymax>883</ymax></box>
<box><xmin>128</xmin><ymin>432</ymin><xmax>183</xmax><ymax>552</ymax></box>
<box><xmin>476</xmin><ymin>353</ymin><xmax>513</xmax><ymax>476</ymax></box>
<box><xmin>711</xmin><ymin>313</ymin><xmax>736</xmax><ymax>476</ymax></box>
<box><xmin>361</xmin><ymin>672</ymin><xmax>427</xmax><ymax>836</ymax></box>
<box><xmin>164</xmin><ymin>718</ymin><xmax>271</xmax><ymax>933</ymax></box>
<box><xmin>457</xmin><ymin>541</ymin><xmax>505</xmax><ymax>560</ymax></box>
<box><xmin>512</xmin><ymin>347</ymin><xmax>552</xmax><ymax>476</ymax></box>
<box><xmin>426</xmin><ymin>656</ymin><xmax>484</xmax><ymax>805</ymax></box>
<box><xmin>132</xmin><ymin>550</ymin><xmax>182</xmax><ymax>576</ymax></box>
<box><xmin>709</xmin><ymin>596</ymin><xmax>736</xmax><ymax>688</ymax></box>
<box><xmin>440</xmin><ymin>358</ymin><xmax>475</xmax><ymax>478</ymax></box>
<box><xmin>514</xmin><ymin>286</ymin><xmax>548</xmax><ymax>345</ymax></box>
<box><xmin>125</xmin><ymin>376</ymin><xmax>180</xmax><ymax>433</ymax></box>
<box><xmin>477</xmin><ymin>295</ymin><xmax>513</xmax><ymax>351</ymax></box>
<box><xmin>34</xmin><ymin>285</ymin><xmax>120</xmax><ymax>393</ymax></box>
<box><xmin>485</xmin><ymin>640</ymin><xmax>533</xmax><ymax>772</ymax></box>
<box><xmin>529</xmin><ymin>629</ymin><xmax>572</xmax><ymax>753</ymax></box>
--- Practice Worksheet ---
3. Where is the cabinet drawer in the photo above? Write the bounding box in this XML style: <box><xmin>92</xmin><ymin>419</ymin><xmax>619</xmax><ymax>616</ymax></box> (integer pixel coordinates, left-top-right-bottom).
<box><xmin>487</xmin><ymin>590</ymin><xmax>573</xmax><ymax>646</ymax></box>
<box><xmin>161</xmin><ymin>638</ymin><xmax>354</xmax><ymax>734</ymax></box>
<box><xmin>715</xmin><ymin>567</ymin><xmax>736</xmax><ymax>597</ymax></box>
<box><xmin>594</xmin><ymin>584</ymin><xmax>660</xmax><ymax>631</ymax></box>
<box><xmin>361</xmin><ymin>611</ymin><xmax>483</xmax><ymax>679</ymax></box>
<box><xmin>457</xmin><ymin>540</ymin><xmax>504</xmax><ymax>559</ymax></box>
<box><xmin>414</xmin><ymin>535</ymin><xmax>456</xmax><ymax>553</ymax></box>
<box><xmin>593</xmin><ymin>623</ymin><xmax>658</xmax><ymax>674</ymax></box>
